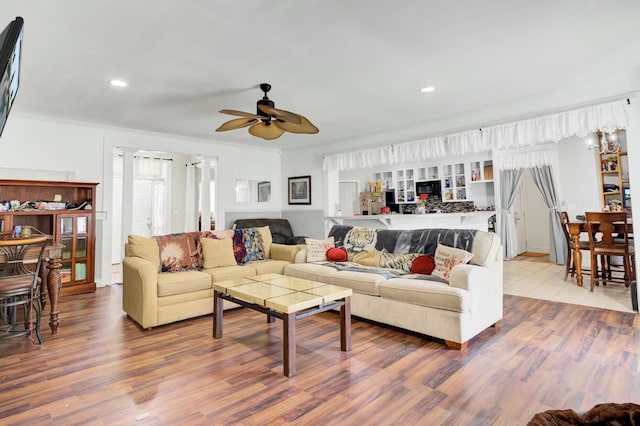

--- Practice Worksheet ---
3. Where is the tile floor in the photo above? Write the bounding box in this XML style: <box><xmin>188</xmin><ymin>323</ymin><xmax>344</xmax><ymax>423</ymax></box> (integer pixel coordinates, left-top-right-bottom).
<box><xmin>504</xmin><ymin>255</ymin><xmax>637</xmax><ymax>313</ymax></box>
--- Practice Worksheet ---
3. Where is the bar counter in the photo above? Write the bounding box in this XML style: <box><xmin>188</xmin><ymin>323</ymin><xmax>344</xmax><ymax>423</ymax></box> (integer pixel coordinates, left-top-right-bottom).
<box><xmin>326</xmin><ymin>211</ymin><xmax>496</xmax><ymax>232</ymax></box>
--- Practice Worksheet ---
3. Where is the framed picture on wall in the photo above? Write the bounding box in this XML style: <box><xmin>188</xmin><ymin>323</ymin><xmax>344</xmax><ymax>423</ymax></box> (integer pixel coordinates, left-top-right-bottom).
<box><xmin>288</xmin><ymin>175</ymin><xmax>311</xmax><ymax>205</ymax></box>
<box><xmin>258</xmin><ymin>181</ymin><xmax>271</xmax><ymax>202</ymax></box>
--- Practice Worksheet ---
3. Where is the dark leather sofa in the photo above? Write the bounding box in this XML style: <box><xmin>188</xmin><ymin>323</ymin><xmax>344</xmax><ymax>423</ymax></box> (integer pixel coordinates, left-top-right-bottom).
<box><xmin>233</xmin><ymin>218</ymin><xmax>306</xmax><ymax>245</ymax></box>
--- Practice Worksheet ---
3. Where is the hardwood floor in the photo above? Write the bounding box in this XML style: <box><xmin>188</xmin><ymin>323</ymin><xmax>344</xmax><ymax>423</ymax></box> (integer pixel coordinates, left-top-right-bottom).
<box><xmin>1</xmin><ymin>286</ymin><xmax>640</xmax><ymax>425</ymax></box>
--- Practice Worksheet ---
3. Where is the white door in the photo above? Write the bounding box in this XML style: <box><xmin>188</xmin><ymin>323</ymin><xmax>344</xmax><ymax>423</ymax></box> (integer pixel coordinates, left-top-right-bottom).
<box><xmin>132</xmin><ymin>179</ymin><xmax>153</xmax><ymax>237</ymax></box>
<box><xmin>338</xmin><ymin>181</ymin><xmax>359</xmax><ymax>216</ymax></box>
<box><xmin>513</xmin><ymin>182</ymin><xmax>528</xmax><ymax>255</ymax></box>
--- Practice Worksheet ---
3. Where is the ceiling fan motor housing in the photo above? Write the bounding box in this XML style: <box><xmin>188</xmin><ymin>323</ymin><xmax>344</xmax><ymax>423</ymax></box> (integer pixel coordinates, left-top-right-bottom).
<box><xmin>257</xmin><ymin>99</ymin><xmax>275</xmax><ymax>122</ymax></box>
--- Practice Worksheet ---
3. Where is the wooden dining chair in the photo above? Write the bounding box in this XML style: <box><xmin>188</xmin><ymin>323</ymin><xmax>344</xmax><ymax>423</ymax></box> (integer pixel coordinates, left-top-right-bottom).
<box><xmin>558</xmin><ymin>211</ymin><xmax>590</xmax><ymax>281</ymax></box>
<box><xmin>585</xmin><ymin>212</ymin><xmax>635</xmax><ymax>292</ymax></box>
<box><xmin>0</xmin><ymin>236</ymin><xmax>48</xmax><ymax>344</ymax></box>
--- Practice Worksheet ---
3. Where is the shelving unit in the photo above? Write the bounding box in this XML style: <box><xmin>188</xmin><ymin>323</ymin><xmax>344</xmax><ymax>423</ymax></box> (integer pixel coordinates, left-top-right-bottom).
<box><xmin>596</xmin><ymin>130</ymin><xmax>631</xmax><ymax>211</ymax></box>
<box><xmin>0</xmin><ymin>179</ymin><xmax>98</xmax><ymax>296</ymax></box>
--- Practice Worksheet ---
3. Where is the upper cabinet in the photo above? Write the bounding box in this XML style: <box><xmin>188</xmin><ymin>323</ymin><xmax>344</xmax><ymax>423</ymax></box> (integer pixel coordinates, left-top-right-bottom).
<box><xmin>596</xmin><ymin>129</ymin><xmax>631</xmax><ymax>212</ymax></box>
<box><xmin>443</xmin><ymin>163</ymin><xmax>466</xmax><ymax>201</ymax></box>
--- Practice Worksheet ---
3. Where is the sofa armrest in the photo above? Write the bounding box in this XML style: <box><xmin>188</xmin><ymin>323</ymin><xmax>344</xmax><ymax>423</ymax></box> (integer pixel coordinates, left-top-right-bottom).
<box><xmin>270</xmin><ymin>243</ymin><xmax>301</xmax><ymax>263</ymax></box>
<box><xmin>294</xmin><ymin>246</ymin><xmax>307</xmax><ymax>263</ymax></box>
<box><xmin>448</xmin><ymin>260</ymin><xmax>504</xmax><ymax>326</ymax></box>
<box><xmin>122</xmin><ymin>256</ymin><xmax>159</xmax><ymax>329</ymax></box>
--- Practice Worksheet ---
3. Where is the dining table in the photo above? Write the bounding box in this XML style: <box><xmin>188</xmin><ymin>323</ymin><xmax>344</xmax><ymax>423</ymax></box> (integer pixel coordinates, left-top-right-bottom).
<box><xmin>567</xmin><ymin>218</ymin><xmax>633</xmax><ymax>288</ymax></box>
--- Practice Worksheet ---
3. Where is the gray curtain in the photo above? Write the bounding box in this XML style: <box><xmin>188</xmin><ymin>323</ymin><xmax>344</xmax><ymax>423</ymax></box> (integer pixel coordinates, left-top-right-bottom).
<box><xmin>499</xmin><ymin>169</ymin><xmax>525</xmax><ymax>259</ymax></box>
<box><xmin>529</xmin><ymin>165</ymin><xmax>565</xmax><ymax>264</ymax></box>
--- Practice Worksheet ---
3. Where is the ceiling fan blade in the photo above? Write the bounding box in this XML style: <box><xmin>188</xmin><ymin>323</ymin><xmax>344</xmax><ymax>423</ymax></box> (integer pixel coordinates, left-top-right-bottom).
<box><xmin>257</xmin><ymin>104</ymin><xmax>302</xmax><ymax>124</ymax></box>
<box><xmin>219</xmin><ymin>109</ymin><xmax>263</xmax><ymax>120</ymax></box>
<box><xmin>215</xmin><ymin>117</ymin><xmax>258</xmax><ymax>132</ymax></box>
<box><xmin>248</xmin><ymin>122</ymin><xmax>286</xmax><ymax>140</ymax></box>
<box><xmin>273</xmin><ymin>115</ymin><xmax>319</xmax><ymax>134</ymax></box>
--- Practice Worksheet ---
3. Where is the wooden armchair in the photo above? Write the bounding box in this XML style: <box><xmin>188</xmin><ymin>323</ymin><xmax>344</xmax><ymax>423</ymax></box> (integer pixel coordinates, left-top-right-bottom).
<box><xmin>585</xmin><ymin>211</ymin><xmax>635</xmax><ymax>292</ymax></box>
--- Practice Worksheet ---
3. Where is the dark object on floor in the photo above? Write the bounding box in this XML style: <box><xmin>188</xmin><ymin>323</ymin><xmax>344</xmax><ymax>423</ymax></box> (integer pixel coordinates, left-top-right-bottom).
<box><xmin>233</xmin><ymin>218</ymin><xmax>306</xmax><ymax>245</ymax></box>
<box><xmin>528</xmin><ymin>402</ymin><xmax>640</xmax><ymax>425</ymax></box>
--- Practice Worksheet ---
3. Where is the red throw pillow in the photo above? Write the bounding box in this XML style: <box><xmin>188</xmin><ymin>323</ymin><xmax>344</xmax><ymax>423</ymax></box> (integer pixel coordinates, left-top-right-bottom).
<box><xmin>326</xmin><ymin>247</ymin><xmax>348</xmax><ymax>262</ymax></box>
<box><xmin>411</xmin><ymin>255</ymin><xmax>435</xmax><ymax>275</ymax></box>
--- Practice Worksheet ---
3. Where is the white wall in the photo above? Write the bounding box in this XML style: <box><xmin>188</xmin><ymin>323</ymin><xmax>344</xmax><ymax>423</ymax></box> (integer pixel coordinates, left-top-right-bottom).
<box><xmin>1</xmin><ymin>113</ymin><xmax>282</xmax><ymax>286</ymax></box>
<box><xmin>556</xmin><ymin>135</ymin><xmax>601</xmax><ymax>220</ymax></box>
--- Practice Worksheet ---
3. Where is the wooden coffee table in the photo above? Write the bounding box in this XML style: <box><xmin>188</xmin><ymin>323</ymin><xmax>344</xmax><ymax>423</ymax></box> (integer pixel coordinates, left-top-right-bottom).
<box><xmin>213</xmin><ymin>273</ymin><xmax>352</xmax><ymax>377</ymax></box>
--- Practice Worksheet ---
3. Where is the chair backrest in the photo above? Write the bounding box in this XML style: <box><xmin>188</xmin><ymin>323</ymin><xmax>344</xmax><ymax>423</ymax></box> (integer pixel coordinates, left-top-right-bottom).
<box><xmin>558</xmin><ymin>211</ymin><xmax>571</xmax><ymax>244</ymax></box>
<box><xmin>0</xmin><ymin>236</ymin><xmax>48</xmax><ymax>289</ymax></box>
<box><xmin>584</xmin><ymin>211</ymin><xmax>630</xmax><ymax>252</ymax></box>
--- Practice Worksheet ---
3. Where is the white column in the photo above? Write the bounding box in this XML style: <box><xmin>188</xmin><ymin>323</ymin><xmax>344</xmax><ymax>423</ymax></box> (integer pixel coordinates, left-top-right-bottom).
<box><xmin>201</xmin><ymin>158</ymin><xmax>212</xmax><ymax>231</ymax></box>
<box><xmin>120</xmin><ymin>149</ymin><xmax>135</xmax><ymax>243</ymax></box>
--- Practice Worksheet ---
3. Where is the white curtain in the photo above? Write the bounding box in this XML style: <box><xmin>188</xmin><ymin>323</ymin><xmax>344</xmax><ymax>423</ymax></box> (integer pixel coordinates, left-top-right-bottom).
<box><xmin>185</xmin><ymin>163</ymin><xmax>197</xmax><ymax>231</ymax></box>
<box><xmin>499</xmin><ymin>169</ymin><xmax>525</xmax><ymax>259</ymax></box>
<box><xmin>322</xmin><ymin>99</ymin><xmax>631</xmax><ymax>172</ymax></box>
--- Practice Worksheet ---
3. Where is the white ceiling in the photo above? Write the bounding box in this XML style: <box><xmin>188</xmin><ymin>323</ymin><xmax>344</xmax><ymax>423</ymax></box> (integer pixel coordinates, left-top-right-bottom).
<box><xmin>3</xmin><ymin>1</ymin><xmax>640</xmax><ymax>153</ymax></box>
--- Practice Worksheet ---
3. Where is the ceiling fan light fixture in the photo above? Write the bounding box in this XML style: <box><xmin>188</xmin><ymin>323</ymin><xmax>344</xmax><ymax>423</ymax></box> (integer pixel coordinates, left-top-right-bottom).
<box><xmin>420</xmin><ymin>86</ymin><xmax>435</xmax><ymax>93</ymax></box>
<box><xmin>216</xmin><ymin>83</ymin><xmax>318</xmax><ymax>140</ymax></box>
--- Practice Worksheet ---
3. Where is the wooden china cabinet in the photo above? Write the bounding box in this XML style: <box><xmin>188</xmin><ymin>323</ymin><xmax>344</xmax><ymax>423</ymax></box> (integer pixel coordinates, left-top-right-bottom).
<box><xmin>0</xmin><ymin>179</ymin><xmax>98</xmax><ymax>296</ymax></box>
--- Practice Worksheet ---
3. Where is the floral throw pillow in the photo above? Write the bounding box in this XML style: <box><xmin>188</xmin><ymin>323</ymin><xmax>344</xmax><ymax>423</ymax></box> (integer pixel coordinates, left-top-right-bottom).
<box><xmin>432</xmin><ymin>244</ymin><xmax>473</xmax><ymax>281</ymax></box>
<box><xmin>155</xmin><ymin>232</ymin><xmax>201</xmax><ymax>272</ymax></box>
<box><xmin>236</xmin><ymin>228</ymin><xmax>265</xmax><ymax>264</ymax></box>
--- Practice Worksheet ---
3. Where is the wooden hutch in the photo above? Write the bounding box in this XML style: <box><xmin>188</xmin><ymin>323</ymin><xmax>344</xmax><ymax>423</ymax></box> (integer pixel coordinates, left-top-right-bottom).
<box><xmin>0</xmin><ymin>179</ymin><xmax>98</xmax><ymax>296</ymax></box>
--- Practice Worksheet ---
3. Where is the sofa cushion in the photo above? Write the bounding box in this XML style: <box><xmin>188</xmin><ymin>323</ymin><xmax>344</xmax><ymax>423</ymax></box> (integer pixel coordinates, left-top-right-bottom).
<box><xmin>157</xmin><ymin>270</ymin><xmax>211</xmax><ymax>297</ymax></box>
<box><xmin>379</xmin><ymin>278</ymin><xmax>470</xmax><ymax>313</ymax></box>
<box><xmin>433</xmin><ymin>244</ymin><xmax>474</xmax><ymax>281</ymax></box>
<box><xmin>379</xmin><ymin>250</ymin><xmax>418</xmax><ymax>272</ymax></box>
<box><xmin>284</xmin><ymin>263</ymin><xmax>338</xmax><ymax>284</ymax></box>
<box><xmin>126</xmin><ymin>235</ymin><xmax>160</xmax><ymax>270</ymax></box>
<box><xmin>470</xmin><ymin>231</ymin><xmax>501</xmax><ymax>266</ymax></box>
<box><xmin>202</xmin><ymin>265</ymin><xmax>257</xmax><ymax>282</ymax></box>
<box><xmin>352</xmin><ymin>248</ymin><xmax>381</xmax><ymax>266</ymax></box>
<box><xmin>305</xmin><ymin>237</ymin><xmax>335</xmax><ymax>262</ymax></box>
<box><xmin>410</xmin><ymin>255</ymin><xmax>435</xmax><ymax>275</ymax></box>
<box><xmin>201</xmin><ymin>237</ymin><xmax>236</xmax><ymax>269</ymax></box>
<box><xmin>155</xmin><ymin>232</ymin><xmax>202</xmax><ymax>272</ymax></box>
<box><xmin>331</xmin><ymin>270</ymin><xmax>387</xmax><ymax>296</ymax></box>
<box><xmin>270</xmin><ymin>243</ymin><xmax>301</xmax><ymax>263</ymax></box>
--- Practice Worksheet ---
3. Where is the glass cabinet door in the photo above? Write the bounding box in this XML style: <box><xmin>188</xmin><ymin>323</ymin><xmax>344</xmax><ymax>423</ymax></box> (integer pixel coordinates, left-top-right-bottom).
<box><xmin>61</xmin><ymin>238</ymin><xmax>73</xmax><ymax>260</ymax></box>
<box><xmin>76</xmin><ymin>236</ymin><xmax>87</xmax><ymax>258</ymax></box>
<box><xmin>77</xmin><ymin>216</ymin><xmax>87</xmax><ymax>234</ymax></box>
<box><xmin>61</xmin><ymin>217</ymin><xmax>73</xmax><ymax>235</ymax></box>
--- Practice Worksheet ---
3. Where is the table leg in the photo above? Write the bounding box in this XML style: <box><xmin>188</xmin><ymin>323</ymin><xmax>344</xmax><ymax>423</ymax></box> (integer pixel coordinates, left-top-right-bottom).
<box><xmin>213</xmin><ymin>290</ymin><xmax>223</xmax><ymax>338</ymax></box>
<box><xmin>340</xmin><ymin>296</ymin><xmax>351</xmax><ymax>351</ymax></box>
<box><xmin>46</xmin><ymin>255</ymin><xmax>62</xmax><ymax>334</ymax></box>
<box><xmin>267</xmin><ymin>309</ymin><xmax>275</xmax><ymax>323</ymax></box>
<box><xmin>570</xmin><ymin>231</ymin><xmax>583</xmax><ymax>287</ymax></box>
<box><xmin>283</xmin><ymin>312</ymin><xmax>296</xmax><ymax>377</ymax></box>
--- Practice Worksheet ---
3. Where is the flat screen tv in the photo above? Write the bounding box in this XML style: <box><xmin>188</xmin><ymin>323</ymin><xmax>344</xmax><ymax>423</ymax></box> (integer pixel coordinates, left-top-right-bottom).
<box><xmin>0</xmin><ymin>16</ymin><xmax>24</xmax><ymax>140</ymax></box>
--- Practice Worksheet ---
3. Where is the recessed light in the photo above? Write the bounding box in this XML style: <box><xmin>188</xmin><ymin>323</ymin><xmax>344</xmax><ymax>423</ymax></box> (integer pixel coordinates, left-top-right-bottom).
<box><xmin>420</xmin><ymin>86</ymin><xmax>435</xmax><ymax>93</ymax></box>
<box><xmin>110</xmin><ymin>79</ymin><xmax>128</xmax><ymax>87</ymax></box>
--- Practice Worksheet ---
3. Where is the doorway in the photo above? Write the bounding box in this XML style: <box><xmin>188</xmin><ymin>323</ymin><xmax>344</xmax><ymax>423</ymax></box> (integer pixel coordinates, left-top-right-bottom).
<box><xmin>338</xmin><ymin>181</ymin><xmax>359</xmax><ymax>216</ymax></box>
<box><xmin>111</xmin><ymin>152</ymin><xmax>172</xmax><ymax>283</ymax></box>
<box><xmin>512</xmin><ymin>171</ymin><xmax>551</xmax><ymax>255</ymax></box>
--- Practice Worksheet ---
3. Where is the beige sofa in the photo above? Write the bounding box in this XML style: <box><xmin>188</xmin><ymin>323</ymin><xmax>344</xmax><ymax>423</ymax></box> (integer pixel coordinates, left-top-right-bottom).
<box><xmin>285</xmin><ymin>225</ymin><xmax>503</xmax><ymax>349</ymax></box>
<box><xmin>122</xmin><ymin>228</ymin><xmax>300</xmax><ymax>329</ymax></box>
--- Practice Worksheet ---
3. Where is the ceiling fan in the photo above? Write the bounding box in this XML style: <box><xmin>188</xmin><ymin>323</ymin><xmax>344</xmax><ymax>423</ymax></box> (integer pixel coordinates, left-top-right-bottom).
<box><xmin>215</xmin><ymin>83</ymin><xmax>319</xmax><ymax>140</ymax></box>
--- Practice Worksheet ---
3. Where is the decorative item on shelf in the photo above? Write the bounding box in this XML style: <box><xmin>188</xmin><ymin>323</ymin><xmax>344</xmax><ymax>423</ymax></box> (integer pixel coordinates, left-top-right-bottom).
<box><xmin>588</xmin><ymin>125</ymin><xmax>621</xmax><ymax>154</ymax></box>
<box><xmin>416</xmin><ymin>194</ymin><xmax>428</xmax><ymax>214</ymax></box>
<box><xmin>607</xmin><ymin>199</ymin><xmax>623</xmax><ymax>212</ymax></box>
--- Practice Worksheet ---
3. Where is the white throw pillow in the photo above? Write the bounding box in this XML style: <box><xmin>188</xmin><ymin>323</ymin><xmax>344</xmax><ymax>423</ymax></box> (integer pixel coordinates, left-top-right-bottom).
<box><xmin>305</xmin><ymin>237</ymin><xmax>335</xmax><ymax>262</ymax></box>
<box><xmin>433</xmin><ymin>244</ymin><xmax>474</xmax><ymax>281</ymax></box>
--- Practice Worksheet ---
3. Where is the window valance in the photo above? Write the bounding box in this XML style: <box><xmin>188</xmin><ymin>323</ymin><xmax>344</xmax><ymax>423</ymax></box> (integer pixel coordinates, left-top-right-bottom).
<box><xmin>323</xmin><ymin>99</ymin><xmax>631</xmax><ymax>171</ymax></box>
